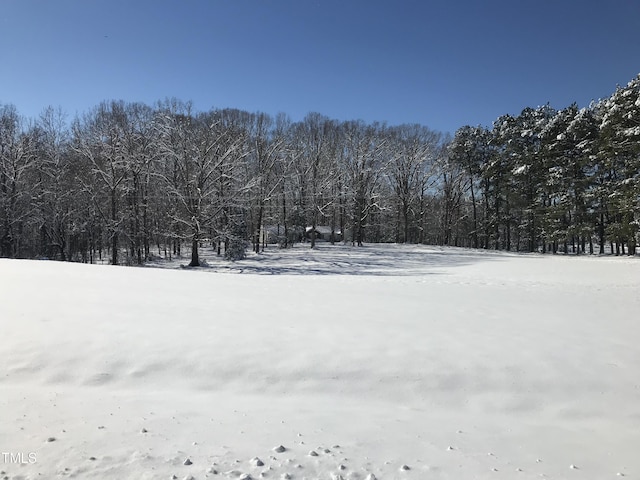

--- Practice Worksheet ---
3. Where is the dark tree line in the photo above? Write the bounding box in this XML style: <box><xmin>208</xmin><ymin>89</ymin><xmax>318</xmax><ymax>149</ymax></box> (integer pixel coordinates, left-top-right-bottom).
<box><xmin>1</xmin><ymin>74</ymin><xmax>638</xmax><ymax>264</ymax></box>
<box><xmin>449</xmin><ymin>74</ymin><xmax>640</xmax><ymax>255</ymax></box>
<box><xmin>0</xmin><ymin>100</ymin><xmax>445</xmax><ymax>265</ymax></box>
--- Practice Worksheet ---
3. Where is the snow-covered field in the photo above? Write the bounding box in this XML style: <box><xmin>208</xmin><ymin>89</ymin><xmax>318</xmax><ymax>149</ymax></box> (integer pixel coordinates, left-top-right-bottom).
<box><xmin>1</xmin><ymin>245</ymin><xmax>639</xmax><ymax>480</ymax></box>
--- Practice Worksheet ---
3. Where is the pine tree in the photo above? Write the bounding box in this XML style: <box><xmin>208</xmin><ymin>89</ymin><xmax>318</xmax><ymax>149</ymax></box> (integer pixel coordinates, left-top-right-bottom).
<box><xmin>599</xmin><ymin>75</ymin><xmax>640</xmax><ymax>254</ymax></box>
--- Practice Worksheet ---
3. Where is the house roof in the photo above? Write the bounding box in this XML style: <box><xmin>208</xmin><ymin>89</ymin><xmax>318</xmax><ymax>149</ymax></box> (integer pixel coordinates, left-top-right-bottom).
<box><xmin>306</xmin><ymin>226</ymin><xmax>342</xmax><ymax>235</ymax></box>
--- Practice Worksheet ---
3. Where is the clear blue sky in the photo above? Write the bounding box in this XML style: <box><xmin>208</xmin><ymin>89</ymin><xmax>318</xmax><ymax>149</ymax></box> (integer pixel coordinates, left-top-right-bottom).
<box><xmin>1</xmin><ymin>0</ymin><xmax>638</xmax><ymax>134</ymax></box>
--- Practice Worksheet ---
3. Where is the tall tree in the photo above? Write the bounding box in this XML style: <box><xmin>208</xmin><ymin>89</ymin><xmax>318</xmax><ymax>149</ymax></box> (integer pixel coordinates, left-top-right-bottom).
<box><xmin>292</xmin><ymin>113</ymin><xmax>335</xmax><ymax>248</ymax></box>
<box><xmin>341</xmin><ymin>120</ymin><xmax>386</xmax><ymax>246</ymax></box>
<box><xmin>598</xmin><ymin>74</ymin><xmax>640</xmax><ymax>255</ymax></box>
<box><xmin>246</xmin><ymin>112</ymin><xmax>286</xmax><ymax>253</ymax></box>
<box><xmin>386</xmin><ymin>124</ymin><xmax>440</xmax><ymax>244</ymax></box>
<box><xmin>0</xmin><ymin>105</ymin><xmax>40</xmax><ymax>258</ymax></box>
<box><xmin>155</xmin><ymin>104</ymin><xmax>246</xmax><ymax>266</ymax></box>
<box><xmin>71</xmin><ymin>101</ymin><xmax>131</xmax><ymax>265</ymax></box>
<box><xmin>448</xmin><ymin>125</ymin><xmax>492</xmax><ymax>248</ymax></box>
<box><xmin>35</xmin><ymin>107</ymin><xmax>75</xmax><ymax>260</ymax></box>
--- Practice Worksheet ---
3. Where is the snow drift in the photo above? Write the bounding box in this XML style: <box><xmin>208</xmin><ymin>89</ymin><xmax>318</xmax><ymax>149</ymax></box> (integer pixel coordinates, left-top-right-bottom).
<box><xmin>1</xmin><ymin>245</ymin><xmax>638</xmax><ymax>479</ymax></box>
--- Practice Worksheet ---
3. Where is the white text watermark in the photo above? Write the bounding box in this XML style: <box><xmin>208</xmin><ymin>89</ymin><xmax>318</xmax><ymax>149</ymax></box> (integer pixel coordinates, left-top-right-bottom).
<box><xmin>1</xmin><ymin>452</ymin><xmax>37</xmax><ymax>464</ymax></box>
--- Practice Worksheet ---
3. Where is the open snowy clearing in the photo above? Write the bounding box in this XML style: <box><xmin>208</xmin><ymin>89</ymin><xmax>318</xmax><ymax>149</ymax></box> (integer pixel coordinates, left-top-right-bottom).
<box><xmin>1</xmin><ymin>245</ymin><xmax>639</xmax><ymax>480</ymax></box>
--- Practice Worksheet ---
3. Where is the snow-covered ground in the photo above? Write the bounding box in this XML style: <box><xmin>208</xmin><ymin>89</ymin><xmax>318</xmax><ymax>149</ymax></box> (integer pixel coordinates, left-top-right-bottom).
<box><xmin>1</xmin><ymin>244</ymin><xmax>639</xmax><ymax>480</ymax></box>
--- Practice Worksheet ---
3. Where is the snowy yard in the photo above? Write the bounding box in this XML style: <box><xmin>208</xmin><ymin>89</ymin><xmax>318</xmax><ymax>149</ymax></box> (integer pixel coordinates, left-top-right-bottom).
<box><xmin>1</xmin><ymin>245</ymin><xmax>639</xmax><ymax>479</ymax></box>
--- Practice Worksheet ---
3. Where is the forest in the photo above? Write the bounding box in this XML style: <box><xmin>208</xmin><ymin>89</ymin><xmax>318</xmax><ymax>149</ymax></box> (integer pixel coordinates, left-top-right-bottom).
<box><xmin>1</xmin><ymin>74</ymin><xmax>638</xmax><ymax>265</ymax></box>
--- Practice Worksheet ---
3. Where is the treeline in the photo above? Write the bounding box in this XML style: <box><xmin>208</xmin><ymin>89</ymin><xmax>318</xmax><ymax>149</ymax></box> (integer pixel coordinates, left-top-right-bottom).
<box><xmin>449</xmin><ymin>74</ymin><xmax>640</xmax><ymax>256</ymax></box>
<box><xmin>0</xmin><ymin>99</ymin><xmax>448</xmax><ymax>265</ymax></box>
<box><xmin>1</xmin><ymin>74</ymin><xmax>638</xmax><ymax>265</ymax></box>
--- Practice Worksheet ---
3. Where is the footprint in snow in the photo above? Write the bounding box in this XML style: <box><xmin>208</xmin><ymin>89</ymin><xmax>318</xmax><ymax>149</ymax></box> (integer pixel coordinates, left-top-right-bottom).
<box><xmin>226</xmin><ymin>470</ymin><xmax>249</xmax><ymax>478</ymax></box>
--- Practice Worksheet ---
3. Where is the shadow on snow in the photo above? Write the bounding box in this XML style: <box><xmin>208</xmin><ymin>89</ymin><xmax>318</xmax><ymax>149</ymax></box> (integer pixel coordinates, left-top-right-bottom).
<box><xmin>147</xmin><ymin>244</ymin><xmax>508</xmax><ymax>276</ymax></box>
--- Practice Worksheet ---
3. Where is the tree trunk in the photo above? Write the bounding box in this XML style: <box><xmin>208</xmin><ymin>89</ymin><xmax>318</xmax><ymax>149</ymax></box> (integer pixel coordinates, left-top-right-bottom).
<box><xmin>310</xmin><ymin>212</ymin><xmax>317</xmax><ymax>249</ymax></box>
<box><xmin>598</xmin><ymin>212</ymin><xmax>605</xmax><ymax>254</ymax></box>
<box><xmin>254</xmin><ymin>200</ymin><xmax>264</xmax><ymax>254</ymax></box>
<box><xmin>469</xmin><ymin>176</ymin><xmax>478</xmax><ymax>249</ymax></box>
<box><xmin>111</xmin><ymin>189</ymin><xmax>118</xmax><ymax>265</ymax></box>
<box><xmin>282</xmin><ymin>182</ymin><xmax>289</xmax><ymax>248</ymax></box>
<box><xmin>403</xmin><ymin>202</ymin><xmax>410</xmax><ymax>244</ymax></box>
<box><xmin>189</xmin><ymin>236</ymin><xmax>199</xmax><ymax>267</ymax></box>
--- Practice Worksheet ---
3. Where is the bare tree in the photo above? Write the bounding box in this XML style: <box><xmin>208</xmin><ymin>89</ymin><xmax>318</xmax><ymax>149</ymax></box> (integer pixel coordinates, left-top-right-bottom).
<box><xmin>341</xmin><ymin>120</ymin><xmax>386</xmax><ymax>246</ymax></box>
<box><xmin>0</xmin><ymin>105</ymin><xmax>40</xmax><ymax>257</ymax></box>
<box><xmin>155</xmin><ymin>103</ymin><xmax>246</xmax><ymax>266</ymax></box>
<box><xmin>71</xmin><ymin>102</ymin><xmax>131</xmax><ymax>265</ymax></box>
<box><xmin>385</xmin><ymin>124</ymin><xmax>440</xmax><ymax>243</ymax></box>
<box><xmin>292</xmin><ymin>113</ymin><xmax>338</xmax><ymax>248</ymax></box>
<box><xmin>246</xmin><ymin>112</ymin><xmax>287</xmax><ymax>253</ymax></box>
<box><xmin>34</xmin><ymin>107</ymin><xmax>76</xmax><ymax>260</ymax></box>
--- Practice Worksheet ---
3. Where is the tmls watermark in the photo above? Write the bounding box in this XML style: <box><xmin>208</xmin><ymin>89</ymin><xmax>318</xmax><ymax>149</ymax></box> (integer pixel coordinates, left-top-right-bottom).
<box><xmin>2</xmin><ymin>452</ymin><xmax>37</xmax><ymax>464</ymax></box>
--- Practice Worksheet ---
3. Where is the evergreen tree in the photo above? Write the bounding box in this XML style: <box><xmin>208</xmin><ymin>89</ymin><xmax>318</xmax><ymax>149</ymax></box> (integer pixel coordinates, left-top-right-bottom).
<box><xmin>598</xmin><ymin>75</ymin><xmax>640</xmax><ymax>255</ymax></box>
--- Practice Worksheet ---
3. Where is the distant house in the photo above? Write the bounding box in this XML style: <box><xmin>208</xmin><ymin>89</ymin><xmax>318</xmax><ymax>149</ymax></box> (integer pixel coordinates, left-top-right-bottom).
<box><xmin>305</xmin><ymin>226</ymin><xmax>342</xmax><ymax>243</ymax></box>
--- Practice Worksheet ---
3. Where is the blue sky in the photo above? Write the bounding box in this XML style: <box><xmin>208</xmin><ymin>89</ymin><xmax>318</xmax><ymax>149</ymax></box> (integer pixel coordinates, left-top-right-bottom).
<box><xmin>1</xmin><ymin>0</ymin><xmax>638</xmax><ymax>133</ymax></box>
